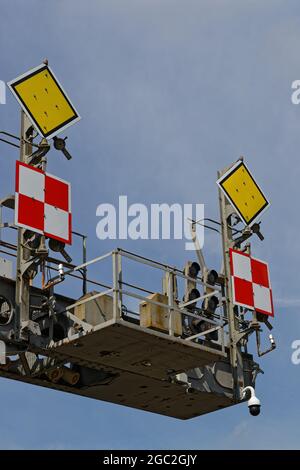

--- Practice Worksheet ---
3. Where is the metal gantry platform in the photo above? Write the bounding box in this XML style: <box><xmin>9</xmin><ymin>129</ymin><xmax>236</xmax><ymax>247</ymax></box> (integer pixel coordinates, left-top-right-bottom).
<box><xmin>0</xmin><ymin>249</ymin><xmax>256</xmax><ymax>419</ymax></box>
<box><xmin>0</xmin><ymin>61</ymin><xmax>276</xmax><ymax>422</ymax></box>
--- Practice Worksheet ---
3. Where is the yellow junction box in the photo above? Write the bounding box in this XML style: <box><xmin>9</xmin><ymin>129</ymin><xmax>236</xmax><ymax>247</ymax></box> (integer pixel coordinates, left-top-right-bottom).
<box><xmin>140</xmin><ymin>293</ymin><xmax>182</xmax><ymax>336</ymax></box>
<box><xmin>73</xmin><ymin>291</ymin><xmax>114</xmax><ymax>326</ymax></box>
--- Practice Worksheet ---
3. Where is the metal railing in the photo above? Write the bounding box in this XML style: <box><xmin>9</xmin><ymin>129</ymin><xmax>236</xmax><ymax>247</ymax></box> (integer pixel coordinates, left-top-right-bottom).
<box><xmin>55</xmin><ymin>248</ymin><xmax>228</xmax><ymax>356</ymax></box>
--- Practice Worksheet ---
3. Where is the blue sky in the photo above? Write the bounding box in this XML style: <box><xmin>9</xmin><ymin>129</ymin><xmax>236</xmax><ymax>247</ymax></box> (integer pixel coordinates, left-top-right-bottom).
<box><xmin>0</xmin><ymin>0</ymin><xmax>300</xmax><ymax>449</ymax></box>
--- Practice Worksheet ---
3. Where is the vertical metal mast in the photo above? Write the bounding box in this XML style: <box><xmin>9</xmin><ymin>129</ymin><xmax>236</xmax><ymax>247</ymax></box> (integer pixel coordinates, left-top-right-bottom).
<box><xmin>218</xmin><ymin>165</ymin><xmax>244</xmax><ymax>401</ymax></box>
<box><xmin>15</xmin><ymin>110</ymin><xmax>34</xmax><ymax>339</ymax></box>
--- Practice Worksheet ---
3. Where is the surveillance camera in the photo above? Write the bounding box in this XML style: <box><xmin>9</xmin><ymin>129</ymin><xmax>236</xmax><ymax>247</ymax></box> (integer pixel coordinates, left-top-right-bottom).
<box><xmin>241</xmin><ymin>386</ymin><xmax>261</xmax><ymax>417</ymax></box>
<box><xmin>248</xmin><ymin>395</ymin><xmax>261</xmax><ymax>416</ymax></box>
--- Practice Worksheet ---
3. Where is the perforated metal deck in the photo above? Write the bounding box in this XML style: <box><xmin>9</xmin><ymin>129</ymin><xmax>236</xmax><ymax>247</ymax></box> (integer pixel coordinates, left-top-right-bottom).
<box><xmin>0</xmin><ymin>365</ymin><xmax>234</xmax><ymax>420</ymax></box>
<box><xmin>50</xmin><ymin>318</ymin><xmax>225</xmax><ymax>381</ymax></box>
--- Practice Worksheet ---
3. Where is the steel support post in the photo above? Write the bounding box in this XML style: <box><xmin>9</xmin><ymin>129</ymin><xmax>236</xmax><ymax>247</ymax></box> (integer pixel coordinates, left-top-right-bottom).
<box><xmin>112</xmin><ymin>250</ymin><xmax>122</xmax><ymax>320</ymax></box>
<box><xmin>82</xmin><ymin>235</ymin><xmax>87</xmax><ymax>295</ymax></box>
<box><xmin>218</xmin><ymin>166</ymin><xmax>245</xmax><ymax>401</ymax></box>
<box><xmin>167</xmin><ymin>271</ymin><xmax>175</xmax><ymax>336</ymax></box>
<box><xmin>15</xmin><ymin>111</ymin><xmax>33</xmax><ymax>339</ymax></box>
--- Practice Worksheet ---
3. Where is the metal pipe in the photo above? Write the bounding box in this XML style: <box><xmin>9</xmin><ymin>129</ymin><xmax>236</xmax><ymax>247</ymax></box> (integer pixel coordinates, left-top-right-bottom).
<box><xmin>112</xmin><ymin>252</ymin><xmax>119</xmax><ymax>321</ymax></box>
<box><xmin>179</xmin><ymin>290</ymin><xmax>219</xmax><ymax>309</ymax></box>
<box><xmin>167</xmin><ymin>271</ymin><xmax>175</xmax><ymax>336</ymax></box>
<box><xmin>256</xmin><ymin>329</ymin><xmax>276</xmax><ymax>357</ymax></box>
<box><xmin>185</xmin><ymin>325</ymin><xmax>222</xmax><ymax>342</ymax></box>
<box><xmin>65</xmin><ymin>288</ymin><xmax>113</xmax><ymax>311</ymax></box>
<box><xmin>82</xmin><ymin>235</ymin><xmax>87</xmax><ymax>295</ymax></box>
<box><xmin>190</xmin><ymin>221</ymin><xmax>207</xmax><ymax>274</ymax></box>
<box><xmin>120</xmin><ymin>288</ymin><xmax>222</xmax><ymax>325</ymax></box>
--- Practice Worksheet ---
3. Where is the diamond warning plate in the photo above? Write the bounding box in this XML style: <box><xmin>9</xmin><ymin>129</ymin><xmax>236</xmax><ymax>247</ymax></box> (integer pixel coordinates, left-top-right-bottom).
<box><xmin>8</xmin><ymin>63</ymin><xmax>80</xmax><ymax>139</ymax></box>
<box><xmin>217</xmin><ymin>160</ymin><xmax>270</xmax><ymax>226</ymax></box>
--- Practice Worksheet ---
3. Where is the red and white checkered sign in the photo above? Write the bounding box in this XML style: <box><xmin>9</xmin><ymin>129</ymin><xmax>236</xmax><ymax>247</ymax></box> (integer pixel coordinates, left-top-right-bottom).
<box><xmin>15</xmin><ymin>161</ymin><xmax>72</xmax><ymax>245</ymax></box>
<box><xmin>229</xmin><ymin>248</ymin><xmax>274</xmax><ymax>317</ymax></box>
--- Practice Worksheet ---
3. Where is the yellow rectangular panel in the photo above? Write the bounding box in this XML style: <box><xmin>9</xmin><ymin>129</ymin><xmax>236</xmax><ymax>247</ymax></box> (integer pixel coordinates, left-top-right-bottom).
<box><xmin>140</xmin><ymin>293</ymin><xmax>182</xmax><ymax>336</ymax></box>
<box><xmin>217</xmin><ymin>160</ymin><xmax>269</xmax><ymax>226</ymax></box>
<box><xmin>8</xmin><ymin>64</ymin><xmax>80</xmax><ymax>139</ymax></box>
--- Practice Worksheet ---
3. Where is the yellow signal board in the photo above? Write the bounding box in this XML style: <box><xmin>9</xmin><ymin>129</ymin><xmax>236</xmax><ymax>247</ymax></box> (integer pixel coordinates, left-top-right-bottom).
<box><xmin>8</xmin><ymin>64</ymin><xmax>80</xmax><ymax>139</ymax></box>
<box><xmin>217</xmin><ymin>160</ymin><xmax>270</xmax><ymax>226</ymax></box>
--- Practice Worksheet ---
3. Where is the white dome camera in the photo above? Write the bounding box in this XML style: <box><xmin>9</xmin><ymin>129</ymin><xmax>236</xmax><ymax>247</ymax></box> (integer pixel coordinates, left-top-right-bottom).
<box><xmin>241</xmin><ymin>386</ymin><xmax>261</xmax><ymax>416</ymax></box>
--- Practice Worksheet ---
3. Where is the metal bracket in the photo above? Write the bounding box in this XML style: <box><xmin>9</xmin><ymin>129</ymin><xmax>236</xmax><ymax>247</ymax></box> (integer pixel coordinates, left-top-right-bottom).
<box><xmin>27</xmin><ymin>138</ymin><xmax>50</xmax><ymax>165</ymax></box>
<box><xmin>63</xmin><ymin>310</ymin><xmax>94</xmax><ymax>333</ymax></box>
<box><xmin>0</xmin><ymin>340</ymin><xmax>6</xmax><ymax>365</ymax></box>
<box><xmin>21</xmin><ymin>320</ymin><xmax>41</xmax><ymax>337</ymax></box>
<box><xmin>233</xmin><ymin>326</ymin><xmax>257</xmax><ymax>345</ymax></box>
<box><xmin>0</xmin><ymin>195</ymin><xmax>15</xmax><ymax>210</ymax></box>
